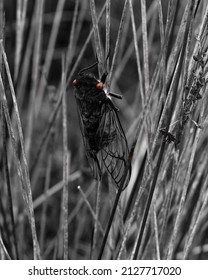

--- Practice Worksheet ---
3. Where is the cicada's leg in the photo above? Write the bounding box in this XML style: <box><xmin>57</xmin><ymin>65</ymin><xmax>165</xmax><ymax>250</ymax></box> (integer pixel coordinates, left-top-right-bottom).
<box><xmin>105</xmin><ymin>97</ymin><xmax>119</xmax><ymax>112</ymax></box>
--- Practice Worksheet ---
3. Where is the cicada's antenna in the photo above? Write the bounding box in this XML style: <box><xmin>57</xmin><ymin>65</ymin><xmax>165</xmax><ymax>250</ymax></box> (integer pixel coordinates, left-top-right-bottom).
<box><xmin>101</xmin><ymin>49</ymin><xmax>111</xmax><ymax>83</ymax></box>
<box><xmin>78</xmin><ymin>61</ymin><xmax>98</xmax><ymax>75</ymax></box>
<box><xmin>108</xmin><ymin>92</ymin><xmax>122</xmax><ymax>99</ymax></box>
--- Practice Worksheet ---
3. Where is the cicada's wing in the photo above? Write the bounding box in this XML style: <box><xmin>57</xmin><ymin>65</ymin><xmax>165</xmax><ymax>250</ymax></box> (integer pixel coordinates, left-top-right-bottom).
<box><xmin>96</xmin><ymin>101</ymin><xmax>131</xmax><ymax>190</ymax></box>
<box><xmin>76</xmin><ymin>104</ymin><xmax>102</xmax><ymax>180</ymax></box>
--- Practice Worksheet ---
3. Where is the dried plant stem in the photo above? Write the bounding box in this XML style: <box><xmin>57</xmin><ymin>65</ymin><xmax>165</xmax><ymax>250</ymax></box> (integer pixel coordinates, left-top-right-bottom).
<box><xmin>15</xmin><ymin>0</ymin><xmax>28</xmax><ymax>81</ymax></box>
<box><xmin>92</xmin><ymin>181</ymin><xmax>101</xmax><ymax>259</ymax></box>
<box><xmin>105</xmin><ymin>0</ymin><xmax>110</xmax><ymax>66</ymax></box>
<box><xmin>25</xmin><ymin>0</ymin><xmax>44</xmax><ymax>161</ymax></box>
<box><xmin>40</xmin><ymin>153</ymin><xmax>52</xmax><ymax>252</ymax></box>
<box><xmin>141</xmin><ymin>0</ymin><xmax>149</xmax><ymax>95</ymax></box>
<box><xmin>153</xmin><ymin>204</ymin><xmax>160</xmax><ymax>260</ymax></box>
<box><xmin>157</xmin><ymin>0</ymin><xmax>164</xmax><ymax>46</ymax></box>
<box><xmin>1</xmin><ymin>112</ymin><xmax>19</xmax><ymax>259</ymax></box>
<box><xmin>62</xmin><ymin>59</ymin><xmax>69</xmax><ymax>260</ymax></box>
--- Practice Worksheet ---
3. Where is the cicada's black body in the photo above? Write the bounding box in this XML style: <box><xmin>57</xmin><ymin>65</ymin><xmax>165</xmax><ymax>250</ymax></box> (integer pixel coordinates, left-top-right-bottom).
<box><xmin>72</xmin><ymin>66</ymin><xmax>131</xmax><ymax>190</ymax></box>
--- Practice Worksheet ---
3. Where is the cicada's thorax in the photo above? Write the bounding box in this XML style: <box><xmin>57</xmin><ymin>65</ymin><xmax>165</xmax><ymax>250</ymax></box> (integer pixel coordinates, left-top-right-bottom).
<box><xmin>74</xmin><ymin>74</ymin><xmax>108</xmax><ymax>152</ymax></box>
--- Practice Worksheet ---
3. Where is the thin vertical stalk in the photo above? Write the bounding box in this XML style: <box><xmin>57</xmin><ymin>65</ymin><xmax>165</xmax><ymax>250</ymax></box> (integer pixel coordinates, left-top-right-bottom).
<box><xmin>105</xmin><ymin>0</ymin><xmax>111</xmax><ymax>90</ymax></box>
<box><xmin>1</xmin><ymin>111</ymin><xmax>19</xmax><ymax>259</ymax></box>
<box><xmin>129</xmin><ymin>0</ymin><xmax>144</xmax><ymax>105</ymax></box>
<box><xmin>62</xmin><ymin>58</ymin><xmax>69</xmax><ymax>260</ymax></box>
<box><xmin>25</xmin><ymin>0</ymin><xmax>44</xmax><ymax>161</ymax></box>
<box><xmin>92</xmin><ymin>181</ymin><xmax>101</xmax><ymax>259</ymax></box>
<box><xmin>153</xmin><ymin>204</ymin><xmax>160</xmax><ymax>260</ymax></box>
<box><xmin>39</xmin><ymin>152</ymin><xmax>52</xmax><ymax>252</ymax></box>
<box><xmin>141</xmin><ymin>0</ymin><xmax>149</xmax><ymax>95</ymax></box>
<box><xmin>15</xmin><ymin>0</ymin><xmax>28</xmax><ymax>81</ymax></box>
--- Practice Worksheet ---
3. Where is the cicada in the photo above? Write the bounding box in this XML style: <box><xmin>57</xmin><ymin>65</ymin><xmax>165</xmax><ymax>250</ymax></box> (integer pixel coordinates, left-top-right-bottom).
<box><xmin>72</xmin><ymin>62</ymin><xmax>131</xmax><ymax>190</ymax></box>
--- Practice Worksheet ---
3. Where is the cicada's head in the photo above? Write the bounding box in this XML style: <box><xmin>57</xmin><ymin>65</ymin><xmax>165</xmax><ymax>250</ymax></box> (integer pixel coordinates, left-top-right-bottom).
<box><xmin>72</xmin><ymin>73</ymin><xmax>105</xmax><ymax>98</ymax></box>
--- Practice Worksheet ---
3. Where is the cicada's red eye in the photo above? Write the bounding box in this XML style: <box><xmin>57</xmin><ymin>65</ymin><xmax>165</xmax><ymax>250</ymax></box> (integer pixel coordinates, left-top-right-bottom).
<box><xmin>72</xmin><ymin>79</ymin><xmax>77</xmax><ymax>86</ymax></box>
<box><xmin>96</xmin><ymin>82</ymin><xmax>104</xmax><ymax>90</ymax></box>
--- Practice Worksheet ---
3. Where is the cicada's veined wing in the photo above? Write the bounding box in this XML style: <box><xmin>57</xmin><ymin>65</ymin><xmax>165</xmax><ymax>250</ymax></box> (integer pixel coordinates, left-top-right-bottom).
<box><xmin>75</xmin><ymin>101</ymin><xmax>103</xmax><ymax>181</ymax></box>
<box><xmin>96</xmin><ymin>100</ymin><xmax>131</xmax><ymax>190</ymax></box>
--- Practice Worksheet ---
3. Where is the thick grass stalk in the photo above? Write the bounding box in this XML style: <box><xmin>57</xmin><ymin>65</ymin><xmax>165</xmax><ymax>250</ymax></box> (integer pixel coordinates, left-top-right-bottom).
<box><xmin>39</xmin><ymin>152</ymin><xmax>52</xmax><ymax>252</ymax></box>
<box><xmin>25</xmin><ymin>0</ymin><xmax>44</xmax><ymax>161</ymax></box>
<box><xmin>15</xmin><ymin>0</ymin><xmax>28</xmax><ymax>81</ymax></box>
<box><xmin>141</xmin><ymin>0</ymin><xmax>149</xmax><ymax>95</ymax></box>
<box><xmin>105</xmin><ymin>0</ymin><xmax>111</xmax><ymax>90</ymax></box>
<box><xmin>1</xmin><ymin>111</ymin><xmax>19</xmax><ymax>259</ymax></box>
<box><xmin>16</xmin><ymin>2</ymin><xmax>36</xmax><ymax>109</ymax></box>
<box><xmin>157</xmin><ymin>0</ymin><xmax>164</xmax><ymax>46</ymax></box>
<box><xmin>62</xmin><ymin>58</ymin><xmax>69</xmax><ymax>260</ymax></box>
<box><xmin>92</xmin><ymin>181</ymin><xmax>102</xmax><ymax>259</ymax></box>
<box><xmin>153</xmin><ymin>204</ymin><xmax>160</xmax><ymax>260</ymax></box>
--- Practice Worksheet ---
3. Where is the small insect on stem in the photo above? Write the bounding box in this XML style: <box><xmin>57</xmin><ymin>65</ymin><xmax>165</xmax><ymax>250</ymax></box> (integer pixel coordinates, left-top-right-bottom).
<box><xmin>160</xmin><ymin>128</ymin><xmax>176</xmax><ymax>144</ymax></box>
<box><xmin>72</xmin><ymin>60</ymin><xmax>131</xmax><ymax>190</ymax></box>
